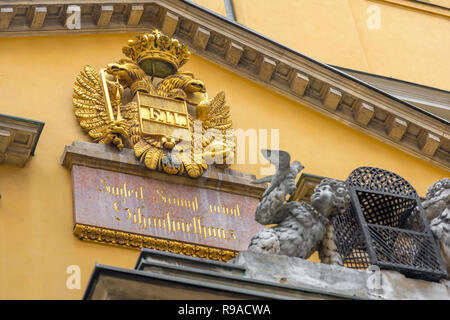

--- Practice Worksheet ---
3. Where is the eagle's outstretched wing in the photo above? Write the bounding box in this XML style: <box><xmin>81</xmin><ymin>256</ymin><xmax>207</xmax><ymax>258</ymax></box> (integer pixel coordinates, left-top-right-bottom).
<box><xmin>198</xmin><ymin>91</ymin><xmax>234</xmax><ymax>166</ymax></box>
<box><xmin>202</xmin><ymin>91</ymin><xmax>232</xmax><ymax>132</ymax></box>
<box><xmin>74</xmin><ymin>65</ymin><xmax>140</xmax><ymax>149</ymax></box>
<box><xmin>73</xmin><ymin>65</ymin><xmax>111</xmax><ymax>143</ymax></box>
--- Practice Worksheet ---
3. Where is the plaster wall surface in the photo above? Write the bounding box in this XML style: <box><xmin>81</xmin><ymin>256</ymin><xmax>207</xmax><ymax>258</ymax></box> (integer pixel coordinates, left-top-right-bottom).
<box><xmin>193</xmin><ymin>0</ymin><xmax>450</xmax><ymax>91</ymax></box>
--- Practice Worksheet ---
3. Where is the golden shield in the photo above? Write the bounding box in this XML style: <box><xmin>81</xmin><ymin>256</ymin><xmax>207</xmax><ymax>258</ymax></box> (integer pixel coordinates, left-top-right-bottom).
<box><xmin>135</xmin><ymin>93</ymin><xmax>190</xmax><ymax>141</ymax></box>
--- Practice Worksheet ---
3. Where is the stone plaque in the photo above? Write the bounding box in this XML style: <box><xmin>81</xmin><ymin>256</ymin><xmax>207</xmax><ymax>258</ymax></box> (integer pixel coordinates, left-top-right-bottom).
<box><xmin>71</xmin><ymin>165</ymin><xmax>262</xmax><ymax>252</ymax></box>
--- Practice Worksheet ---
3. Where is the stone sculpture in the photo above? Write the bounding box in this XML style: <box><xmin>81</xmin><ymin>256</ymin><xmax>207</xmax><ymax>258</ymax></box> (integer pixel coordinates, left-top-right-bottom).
<box><xmin>423</xmin><ymin>178</ymin><xmax>450</xmax><ymax>276</ymax></box>
<box><xmin>248</xmin><ymin>149</ymin><xmax>350</xmax><ymax>260</ymax></box>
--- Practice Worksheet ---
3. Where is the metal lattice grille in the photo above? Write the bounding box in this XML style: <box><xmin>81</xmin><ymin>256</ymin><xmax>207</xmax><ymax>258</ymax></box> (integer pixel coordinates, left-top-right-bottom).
<box><xmin>356</xmin><ymin>191</ymin><xmax>422</xmax><ymax>231</ymax></box>
<box><xmin>346</xmin><ymin>167</ymin><xmax>416</xmax><ymax>197</ymax></box>
<box><xmin>368</xmin><ymin>225</ymin><xmax>443</xmax><ymax>272</ymax></box>
<box><xmin>333</xmin><ymin>167</ymin><xmax>447</xmax><ymax>281</ymax></box>
<box><xmin>333</xmin><ymin>202</ymin><xmax>370</xmax><ymax>269</ymax></box>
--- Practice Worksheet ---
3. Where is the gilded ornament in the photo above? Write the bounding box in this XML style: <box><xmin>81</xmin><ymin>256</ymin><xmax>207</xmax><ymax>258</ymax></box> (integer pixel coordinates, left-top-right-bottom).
<box><xmin>195</xmin><ymin>245</ymin><xmax>208</xmax><ymax>259</ymax></box>
<box><xmin>156</xmin><ymin>239</ymin><xmax>169</xmax><ymax>252</ymax></box>
<box><xmin>143</xmin><ymin>236</ymin><xmax>157</xmax><ymax>249</ymax></box>
<box><xmin>208</xmin><ymin>248</ymin><xmax>222</xmax><ymax>261</ymax></box>
<box><xmin>222</xmin><ymin>250</ymin><xmax>238</xmax><ymax>261</ymax></box>
<box><xmin>73</xmin><ymin>224</ymin><xmax>238</xmax><ymax>262</ymax></box>
<box><xmin>169</xmin><ymin>241</ymin><xmax>183</xmax><ymax>254</ymax></box>
<box><xmin>73</xmin><ymin>30</ymin><xmax>234</xmax><ymax>178</ymax></box>
<box><xmin>182</xmin><ymin>243</ymin><xmax>196</xmax><ymax>256</ymax></box>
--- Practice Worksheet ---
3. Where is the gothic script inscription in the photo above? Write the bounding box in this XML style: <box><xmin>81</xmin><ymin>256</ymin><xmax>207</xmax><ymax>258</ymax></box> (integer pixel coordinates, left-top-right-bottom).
<box><xmin>71</xmin><ymin>165</ymin><xmax>262</xmax><ymax>251</ymax></box>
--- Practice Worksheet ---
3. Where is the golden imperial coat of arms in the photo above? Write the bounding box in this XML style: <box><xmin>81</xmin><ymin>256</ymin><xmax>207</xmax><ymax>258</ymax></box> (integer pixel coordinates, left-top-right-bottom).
<box><xmin>73</xmin><ymin>30</ymin><xmax>234</xmax><ymax>178</ymax></box>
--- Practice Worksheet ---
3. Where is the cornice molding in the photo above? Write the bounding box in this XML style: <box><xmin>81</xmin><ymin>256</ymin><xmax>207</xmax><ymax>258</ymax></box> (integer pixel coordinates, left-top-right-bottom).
<box><xmin>1</xmin><ymin>0</ymin><xmax>449</xmax><ymax>171</ymax></box>
<box><xmin>334</xmin><ymin>66</ymin><xmax>450</xmax><ymax>120</ymax></box>
<box><xmin>371</xmin><ymin>0</ymin><xmax>450</xmax><ymax>18</ymax></box>
<box><xmin>0</xmin><ymin>113</ymin><xmax>44</xmax><ymax>166</ymax></box>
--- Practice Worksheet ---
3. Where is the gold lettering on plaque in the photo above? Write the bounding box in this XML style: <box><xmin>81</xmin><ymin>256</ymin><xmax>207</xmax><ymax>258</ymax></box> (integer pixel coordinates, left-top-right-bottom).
<box><xmin>156</xmin><ymin>188</ymin><xmax>198</xmax><ymax>212</ymax></box>
<box><xmin>100</xmin><ymin>177</ymin><xmax>239</xmax><ymax>242</ymax></box>
<box><xmin>209</xmin><ymin>203</ymin><xmax>241</xmax><ymax>219</ymax></box>
<box><xmin>98</xmin><ymin>177</ymin><xmax>144</xmax><ymax>200</ymax></box>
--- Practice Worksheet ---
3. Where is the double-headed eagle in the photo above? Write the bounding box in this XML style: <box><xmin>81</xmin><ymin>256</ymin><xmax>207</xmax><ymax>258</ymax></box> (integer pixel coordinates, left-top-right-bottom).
<box><xmin>73</xmin><ymin>30</ymin><xmax>234</xmax><ymax>178</ymax></box>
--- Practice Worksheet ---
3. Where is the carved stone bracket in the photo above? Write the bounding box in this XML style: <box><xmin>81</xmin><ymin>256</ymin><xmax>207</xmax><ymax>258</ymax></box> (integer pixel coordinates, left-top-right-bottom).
<box><xmin>0</xmin><ymin>113</ymin><xmax>44</xmax><ymax>167</ymax></box>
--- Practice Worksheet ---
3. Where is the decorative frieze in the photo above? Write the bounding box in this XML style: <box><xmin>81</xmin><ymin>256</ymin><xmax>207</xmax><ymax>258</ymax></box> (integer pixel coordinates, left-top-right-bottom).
<box><xmin>323</xmin><ymin>87</ymin><xmax>342</xmax><ymax>111</ymax></box>
<box><xmin>419</xmin><ymin>131</ymin><xmax>441</xmax><ymax>156</ymax></box>
<box><xmin>161</xmin><ymin>11</ymin><xmax>179</xmax><ymax>37</ymax></box>
<box><xmin>353</xmin><ymin>101</ymin><xmax>375</xmax><ymax>126</ymax></box>
<box><xmin>127</xmin><ymin>5</ymin><xmax>144</xmax><ymax>26</ymax></box>
<box><xmin>258</xmin><ymin>57</ymin><xmax>276</xmax><ymax>82</ymax></box>
<box><xmin>95</xmin><ymin>5</ymin><xmax>113</xmax><ymax>27</ymax></box>
<box><xmin>290</xmin><ymin>72</ymin><xmax>310</xmax><ymax>96</ymax></box>
<box><xmin>386</xmin><ymin>116</ymin><xmax>408</xmax><ymax>141</ymax></box>
<box><xmin>225</xmin><ymin>42</ymin><xmax>244</xmax><ymax>66</ymax></box>
<box><xmin>29</xmin><ymin>7</ymin><xmax>47</xmax><ymax>28</ymax></box>
<box><xmin>193</xmin><ymin>26</ymin><xmax>210</xmax><ymax>50</ymax></box>
<box><xmin>0</xmin><ymin>7</ymin><xmax>14</xmax><ymax>29</ymax></box>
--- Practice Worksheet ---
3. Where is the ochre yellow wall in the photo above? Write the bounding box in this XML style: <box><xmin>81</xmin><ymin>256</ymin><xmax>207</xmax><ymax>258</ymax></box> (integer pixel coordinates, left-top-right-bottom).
<box><xmin>427</xmin><ymin>0</ymin><xmax>450</xmax><ymax>7</ymax></box>
<box><xmin>193</xmin><ymin>0</ymin><xmax>450</xmax><ymax>90</ymax></box>
<box><xmin>0</xmin><ymin>34</ymin><xmax>140</xmax><ymax>300</ymax></box>
<box><xmin>0</xmin><ymin>33</ymin><xmax>447</xmax><ymax>299</ymax></box>
<box><xmin>193</xmin><ymin>0</ymin><xmax>227</xmax><ymax>16</ymax></box>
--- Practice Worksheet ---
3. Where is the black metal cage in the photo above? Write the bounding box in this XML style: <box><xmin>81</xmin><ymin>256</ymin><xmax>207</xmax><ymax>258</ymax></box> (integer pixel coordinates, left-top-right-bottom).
<box><xmin>333</xmin><ymin>167</ymin><xmax>448</xmax><ymax>281</ymax></box>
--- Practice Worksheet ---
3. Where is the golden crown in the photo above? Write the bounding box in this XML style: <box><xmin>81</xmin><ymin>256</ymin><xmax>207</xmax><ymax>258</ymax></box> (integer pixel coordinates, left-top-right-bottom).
<box><xmin>122</xmin><ymin>30</ymin><xmax>190</xmax><ymax>78</ymax></box>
